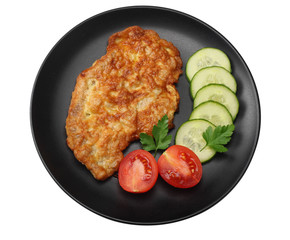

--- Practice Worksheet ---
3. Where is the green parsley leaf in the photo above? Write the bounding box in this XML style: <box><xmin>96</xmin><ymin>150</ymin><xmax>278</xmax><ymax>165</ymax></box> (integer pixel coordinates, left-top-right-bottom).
<box><xmin>152</xmin><ymin>115</ymin><xmax>171</xmax><ymax>150</ymax></box>
<box><xmin>139</xmin><ymin>133</ymin><xmax>156</xmax><ymax>152</ymax></box>
<box><xmin>200</xmin><ymin>124</ymin><xmax>235</xmax><ymax>152</ymax></box>
<box><xmin>139</xmin><ymin>115</ymin><xmax>172</xmax><ymax>156</ymax></box>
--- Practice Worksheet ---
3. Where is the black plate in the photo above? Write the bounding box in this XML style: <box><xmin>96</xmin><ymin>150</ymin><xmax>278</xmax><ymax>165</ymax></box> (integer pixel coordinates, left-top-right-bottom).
<box><xmin>30</xmin><ymin>6</ymin><xmax>260</xmax><ymax>225</ymax></box>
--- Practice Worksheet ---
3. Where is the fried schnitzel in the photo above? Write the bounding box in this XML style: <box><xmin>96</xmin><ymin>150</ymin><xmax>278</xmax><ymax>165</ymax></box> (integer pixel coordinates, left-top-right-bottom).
<box><xmin>65</xmin><ymin>26</ymin><xmax>182</xmax><ymax>180</ymax></box>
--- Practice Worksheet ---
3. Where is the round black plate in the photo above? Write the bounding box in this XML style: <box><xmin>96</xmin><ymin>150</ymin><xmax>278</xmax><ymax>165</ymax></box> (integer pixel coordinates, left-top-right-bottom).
<box><xmin>30</xmin><ymin>6</ymin><xmax>260</xmax><ymax>225</ymax></box>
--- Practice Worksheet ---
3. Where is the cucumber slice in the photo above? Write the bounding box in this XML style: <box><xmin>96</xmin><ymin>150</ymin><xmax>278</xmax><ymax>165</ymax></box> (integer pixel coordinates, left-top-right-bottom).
<box><xmin>186</xmin><ymin>48</ymin><xmax>231</xmax><ymax>82</ymax></box>
<box><xmin>190</xmin><ymin>66</ymin><xmax>237</xmax><ymax>98</ymax></box>
<box><xmin>189</xmin><ymin>100</ymin><xmax>233</xmax><ymax>126</ymax></box>
<box><xmin>175</xmin><ymin>119</ymin><xmax>216</xmax><ymax>163</ymax></box>
<box><xmin>194</xmin><ymin>84</ymin><xmax>239</xmax><ymax>120</ymax></box>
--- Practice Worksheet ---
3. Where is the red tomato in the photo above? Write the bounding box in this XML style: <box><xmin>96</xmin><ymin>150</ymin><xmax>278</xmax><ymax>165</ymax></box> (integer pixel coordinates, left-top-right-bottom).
<box><xmin>118</xmin><ymin>150</ymin><xmax>158</xmax><ymax>193</ymax></box>
<box><xmin>158</xmin><ymin>145</ymin><xmax>202</xmax><ymax>188</ymax></box>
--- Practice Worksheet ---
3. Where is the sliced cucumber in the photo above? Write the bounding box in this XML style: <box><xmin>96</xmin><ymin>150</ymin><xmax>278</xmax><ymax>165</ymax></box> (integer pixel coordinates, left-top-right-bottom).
<box><xmin>175</xmin><ymin>119</ymin><xmax>216</xmax><ymax>163</ymax></box>
<box><xmin>190</xmin><ymin>66</ymin><xmax>237</xmax><ymax>98</ymax></box>
<box><xmin>194</xmin><ymin>84</ymin><xmax>239</xmax><ymax>120</ymax></box>
<box><xmin>186</xmin><ymin>48</ymin><xmax>231</xmax><ymax>82</ymax></box>
<box><xmin>189</xmin><ymin>100</ymin><xmax>233</xmax><ymax>126</ymax></box>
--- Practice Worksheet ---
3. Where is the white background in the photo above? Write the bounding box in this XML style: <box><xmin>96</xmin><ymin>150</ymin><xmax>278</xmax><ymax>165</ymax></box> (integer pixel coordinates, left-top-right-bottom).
<box><xmin>1</xmin><ymin>0</ymin><xmax>289</xmax><ymax>239</ymax></box>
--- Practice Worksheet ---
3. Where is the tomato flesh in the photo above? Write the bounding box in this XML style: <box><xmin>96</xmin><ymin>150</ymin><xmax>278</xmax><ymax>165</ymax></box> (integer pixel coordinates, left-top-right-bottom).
<box><xmin>158</xmin><ymin>145</ymin><xmax>202</xmax><ymax>188</ymax></box>
<box><xmin>118</xmin><ymin>150</ymin><xmax>158</xmax><ymax>193</ymax></box>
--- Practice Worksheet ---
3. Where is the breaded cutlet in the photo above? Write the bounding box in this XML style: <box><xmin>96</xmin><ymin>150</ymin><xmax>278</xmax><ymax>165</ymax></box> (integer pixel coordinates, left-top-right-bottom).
<box><xmin>66</xmin><ymin>26</ymin><xmax>182</xmax><ymax>180</ymax></box>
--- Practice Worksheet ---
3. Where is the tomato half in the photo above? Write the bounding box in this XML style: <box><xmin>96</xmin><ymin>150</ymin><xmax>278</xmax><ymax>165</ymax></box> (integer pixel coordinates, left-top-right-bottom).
<box><xmin>118</xmin><ymin>150</ymin><xmax>158</xmax><ymax>193</ymax></box>
<box><xmin>158</xmin><ymin>145</ymin><xmax>202</xmax><ymax>188</ymax></box>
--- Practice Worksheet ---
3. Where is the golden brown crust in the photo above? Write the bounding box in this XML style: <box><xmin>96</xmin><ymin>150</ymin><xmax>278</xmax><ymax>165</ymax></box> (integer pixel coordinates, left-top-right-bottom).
<box><xmin>65</xmin><ymin>26</ymin><xmax>182</xmax><ymax>180</ymax></box>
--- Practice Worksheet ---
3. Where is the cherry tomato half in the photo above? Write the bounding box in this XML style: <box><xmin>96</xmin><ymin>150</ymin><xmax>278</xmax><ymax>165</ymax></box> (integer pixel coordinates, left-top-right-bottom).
<box><xmin>118</xmin><ymin>150</ymin><xmax>158</xmax><ymax>193</ymax></box>
<box><xmin>158</xmin><ymin>145</ymin><xmax>202</xmax><ymax>188</ymax></box>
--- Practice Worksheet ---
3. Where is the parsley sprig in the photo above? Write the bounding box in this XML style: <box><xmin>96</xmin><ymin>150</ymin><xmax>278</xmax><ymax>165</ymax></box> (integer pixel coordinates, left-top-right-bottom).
<box><xmin>140</xmin><ymin>115</ymin><xmax>172</xmax><ymax>157</ymax></box>
<box><xmin>200</xmin><ymin>124</ymin><xmax>235</xmax><ymax>152</ymax></box>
